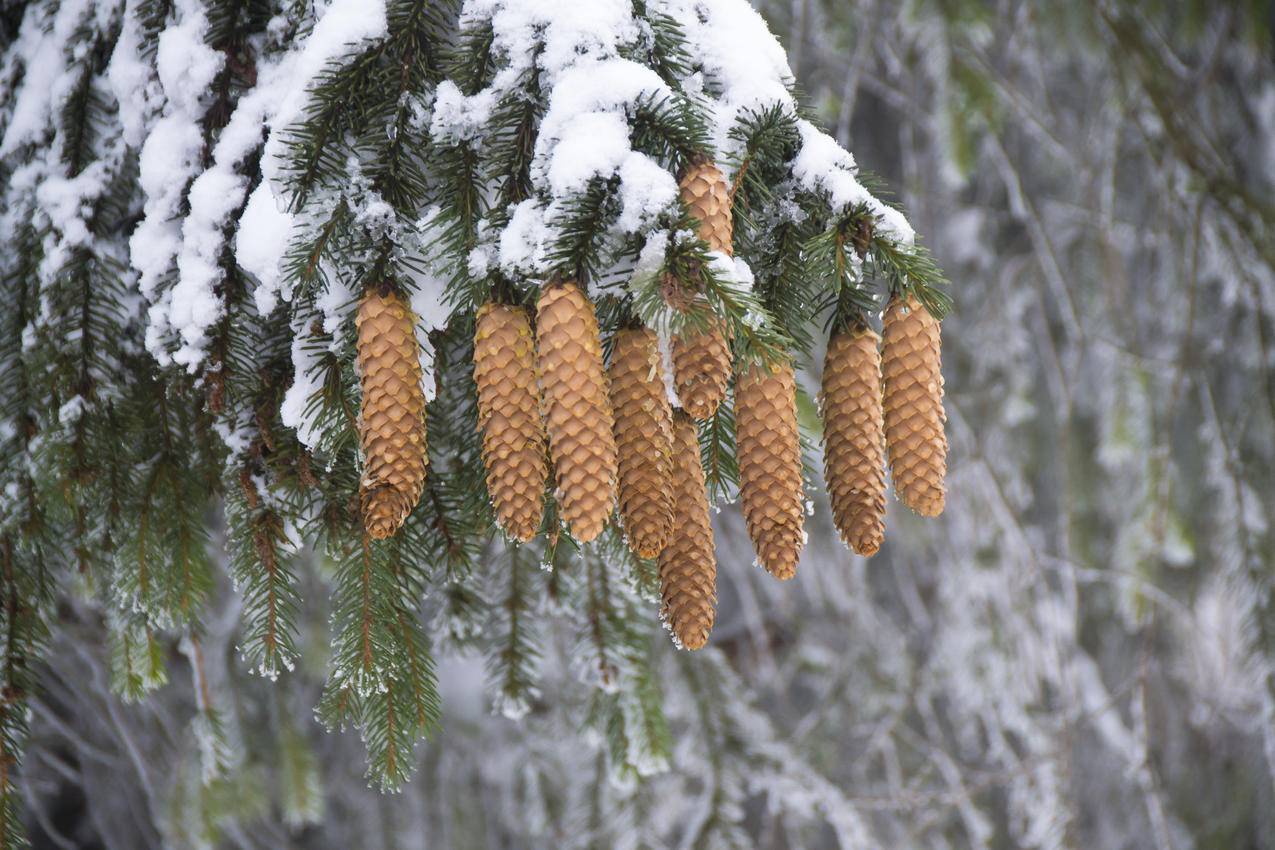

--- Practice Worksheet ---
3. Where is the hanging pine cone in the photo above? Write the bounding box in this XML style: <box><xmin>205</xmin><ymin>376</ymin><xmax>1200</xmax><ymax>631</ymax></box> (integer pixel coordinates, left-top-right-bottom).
<box><xmin>671</xmin><ymin>156</ymin><xmax>733</xmax><ymax>421</ymax></box>
<box><xmin>680</xmin><ymin>156</ymin><xmax>733</xmax><ymax>254</ymax></box>
<box><xmin>882</xmin><ymin>293</ymin><xmax>947</xmax><ymax>517</ymax></box>
<box><xmin>736</xmin><ymin>359</ymin><xmax>805</xmax><ymax>580</ymax></box>
<box><xmin>356</xmin><ymin>289</ymin><xmax>428</xmax><ymax>539</ymax></box>
<box><xmin>659</xmin><ymin>411</ymin><xmax>716</xmax><ymax>650</ymax></box>
<box><xmin>821</xmin><ymin>327</ymin><xmax>887</xmax><ymax>556</ymax></box>
<box><xmin>609</xmin><ymin>328</ymin><xmax>675</xmax><ymax>559</ymax></box>
<box><xmin>536</xmin><ymin>280</ymin><xmax>618</xmax><ymax>543</ymax></box>
<box><xmin>671</xmin><ymin>321</ymin><xmax>731</xmax><ymax>421</ymax></box>
<box><xmin>474</xmin><ymin>302</ymin><xmax>548</xmax><ymax>542</ymax></box>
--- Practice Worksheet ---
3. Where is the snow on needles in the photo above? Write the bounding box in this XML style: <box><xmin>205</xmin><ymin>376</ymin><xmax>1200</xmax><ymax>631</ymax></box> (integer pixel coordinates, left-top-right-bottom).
<box><xmin>0</xmin><ymin>0</ymin><xmax>93</xmax><ymax>157</ymax></box>
<box><xmin>439</xmin><ymin>1</ymin><xmax>683</xmax><ymax>280</ymax></box>
<box><xmin>243</xmin><ymin>0</ymin><xmax>392</xmax><ymax>450</ymax></box>
<box><xmin>534</xmin><ymin>62</ymin><xmax>681</xmax><ymax>232</ymax></box>
<box><xmin>446</xmin><ymin>0</ymin><xmax>915</xmax><ymax>280</ymax></box>
<box><xmin>3</xmin><ymin>0</ymin><xmax>131</xmax><ymax>310</ymax></box>
<box><xmin>656</xmin><ymin>0</ymin><xmax>915</xmax><ymax>244</ymax></box>
<box><xmin>50</xmin><ymin>0</ymin><xmax>913</xmax><ymax>448</ymax></box>
<box><xmin>652</xmin><ymin>0</ymin><xmax>793</xmax><ymax>152</ymax></box>
<box><xmin>792</xmin><ymin>120</ymin><xmax>915</xmax><ymax>244</ymax></box>
<box><xmin>127</xmin><ymin>0</ymin><xmax>225</xmax><ymax>366</ymax></box>
<box><xmin>116</xmin><ymin>0</ymin><xmax>392</xmax><ymax>375</ymax></box>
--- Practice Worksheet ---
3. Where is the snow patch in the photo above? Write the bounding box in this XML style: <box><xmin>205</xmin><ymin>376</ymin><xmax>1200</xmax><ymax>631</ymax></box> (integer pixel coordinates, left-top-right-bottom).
<box><xmin>237</xmin><ymin>183</ymin><xmax>296</xmax><ymax>314</ymax></box>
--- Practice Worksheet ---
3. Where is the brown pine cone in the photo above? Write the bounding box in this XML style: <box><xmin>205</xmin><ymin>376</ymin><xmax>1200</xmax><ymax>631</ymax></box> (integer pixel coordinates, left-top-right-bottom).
<box><xmin>670</xmin><ymin>157</ymin><xmax>734</xmax><ymax>420</ymax></box>
<box><xmin>821</xmin><ymin>328</ymin><xmax>887</xmax><ymax>555</ymax></box>
<box><xmin>356</xmin><ymin>289</ymin><xmax>428</xmax><ymax>539</ymax></box>
<box><xmin>535</xmin><ymin>280</ymin><xmax>618</xmax><ymax>543</ymax></box>
<box><xmin>659</xmin><ymin>411</ymin><xmax>716</xmax><ymax>650</ymax></box>
<box><xmin>736</xmin><ymin>359</ymin><xmax>805</xmax><ymax>580</ymax></box>
<box><xmin>882</xmin><ymin>294</ymin><xmax>947</xmax><ymax>517</ymax></box>
<box><xmin>679</xmin><ymin>157</ymin><xmax>733</xmax><ymax>255</ymax></box>
<box><xmin>609</xmin><ymin>328</ymin><xmax>675</xmax><ymax>559</ymax></box>
<box><xmin>671</xmin><ymin>321</ymin><xmax>731</xmax><ymax>421</ymax></box>
<box><xmin>474</xmin><ymin>302</ymin><xmax>548</xmax><ymax>542</ymax></box>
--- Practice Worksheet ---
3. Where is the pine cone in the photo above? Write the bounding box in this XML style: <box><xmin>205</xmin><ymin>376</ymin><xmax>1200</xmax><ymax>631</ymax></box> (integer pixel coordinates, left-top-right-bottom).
<box><xmin>659</xmin><ymin>411</ymin><xmax>716</xmax><ymax>650</ymax></box>
<box><xmin>671</xmin><ymin>157</ymin><xmax>733</xmax><ymax>420</ymax></box>
<box><xmin>882</xmin><ymin>294</ymin><xmax>947</xmax><ymax>517</ymax></box>
<box><xmin>474</xmin><ymin>302</ymin><xmax>548</xmax><ymax>542</ymax></box>
<box><xmin>672</xmin><ymin>322</ymin><xmax>731</xmax><ymax>420</ymax></box>
<box><xmin>609</xmin><ymin>328</ymin><xmax>675</xmax><ymax>559</ymax></box>
<box><xmin>821</xmin><ymin>328</ymin><xmax>887</xmax><ymax>555</ymax></box>
<box><xmin>679</xmin><ymin>157</ymin><xmax>733</xmax><ymax>255</ymax></box>
<box><xmin>535</xmin><ymin>280</ymin><xmax>618</xmax><ymax>543</ymax></box>
<box><xmin>356</xmin><ymin>289</ymin><xmax>428</xmax><ymax>539</ymax></box>
<box><xmin>736</xmin><ymin>359</ymin><xmax>805</xmax><ymax>579</ymax></box>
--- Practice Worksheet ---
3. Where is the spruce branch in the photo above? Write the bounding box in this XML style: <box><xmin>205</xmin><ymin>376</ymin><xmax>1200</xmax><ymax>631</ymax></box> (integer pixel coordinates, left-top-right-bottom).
<box><xmin>226</xmin><ymin>472</ymin><xmax>302</xmax><ymax>680</ymax></box>
<box><xmin>487</xmin><ymin>543</ymin><xmax>542</xmax><ymax>721</ymax></box>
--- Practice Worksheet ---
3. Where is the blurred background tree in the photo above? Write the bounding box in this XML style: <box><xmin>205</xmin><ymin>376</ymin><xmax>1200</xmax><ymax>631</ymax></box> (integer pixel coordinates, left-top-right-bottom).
<box><xmin>14</xmin><ymin>1</ymin><xmax>1275</xmax><ymax>849</ymax></box>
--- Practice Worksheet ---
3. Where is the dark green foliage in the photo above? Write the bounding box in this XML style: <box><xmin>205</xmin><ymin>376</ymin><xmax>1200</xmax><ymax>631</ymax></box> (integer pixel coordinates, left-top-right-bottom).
<box><xmin>486</xmin><ymin>542</ymin><xmax>543</xmax><ymax>721</ymax></box>
<box><xmin>316</xmin><ymin>527</ymin><xmax>441</xmax><ymax>790</ymax></box>
<box><xmin>280</xmin><ymin>0</ymin><xmax>449</xmax><ymax>211</ymax></box>
<box><xmin>109</xmin><ymin>615</ymin><xmax>169</xmax><ymax>703</ymax></box>
<box><xmin>699</xmin><ymin>400</ymin><xmax>740</xmax><ymax>505</ymax></box>
<box><xmin>225</xmin><ymin>473</ymin><xmax>302</xmax><ymax>679</ymax></box>
<box><xmin>728</xmin><ymin>105</ymin><xmax>951</xmax><ymax>351</ymax></box>
<box><xmin>110</xmin><ymin>372</ymin><xmax>218</xmax><ymax>629</ymax></box>
<box><xmin>414</xmin><ymin>316</ymin><xmax>491</xmax><ymax>575</ymax></box>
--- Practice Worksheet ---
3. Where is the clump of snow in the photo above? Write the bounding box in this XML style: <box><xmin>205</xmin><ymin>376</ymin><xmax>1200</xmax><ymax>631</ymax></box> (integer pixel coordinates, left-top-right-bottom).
<box><xmin>449</xmin><ymin>4</ymin><xmax>687</xmax><ymax>279</ymax></box>
<box><xmin>499</xmin><ymin>200</ymin><xmax>551</xmax><ymax>276</ymax></box>
<box><xmin>33</xmin><ymin>165</ymin><xmax>109</xmax><ymax>249</ymax></box>
<box><xmin>170</xmin><ymin>41</ymin><xmax>304</xmax><ymax>368</ymax></box>
<box><xmin>235</xmin><ymin>0</ymin><xmax>390</xmax><ymax>323</ymax></box>
<box><xmin>315</xmin><ymin>275</ymin><xmax>355</xmax><ymax>338</ymax></box>
<box><xmin>280</xmin><ymin>321</ymin><xmax>323</xmax><ymax>449</ymax></box>
<box><xmin>792</xmin><ymin>121</ymin><xmax>915</xmax><ymax>245</ymax></box>
<box><xmin>58</xmin><ymin>395</ymin><xmax>85</xmax><ymax>425</ymax></box>
<box><xmin>107</xmin><ymin>0</ymin><xmax>164</xmax><ymax>148</ymax></box>
<box><xmin>258</xmin><ymin>0</ymin><xmax>389</xmax><ymax>186</ymax></box>
<box><xmin>0</xmin><ymin>0</ymin><xmax>88</xmax><ymax>156</ymax></box>
<box><xmin>530</xmin><ymin>59</ymin><xmax>682</xmax><ymax>237</ymax></box>
<box><xmin>653</xmin><ymin>0</ymin><xmax>793</xmax><ymax>154</ymax></box>
<box><xmin>429</xmin><ymin>80</ymin><xmax>494</xmax><ymax>145</ymax></box>
<box><xmin>465</xmin><ymin>0</ymin><xmax>639</xmax><ymax>87</ymax></box>
<box><xmin>545</xmin><ymin>110</ymin><xmax>631</xmax><ymax>196</ymax></box>
<box><xmin>155</xmin><ymin>8</ymin><xmax>224</xmax><ymax>113</ymax></box>
<box><xmin>237</xmin><ymin>183</ymin><xmax>296</xmax><ymax>315</ymax></box>
<box><xmin>791</xmin><ymin>120</ymin><xmax>868</xmax><ymax>209</ymax></box>
<box><xmin>616</xmin><ymin>153</ymin><xmax>679</xmax><ymax>231</ymax></box>
<box><xmin>126</xmin><ymin>0</ymin><xmax>225</xmax><ymax>365</ymax></box>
